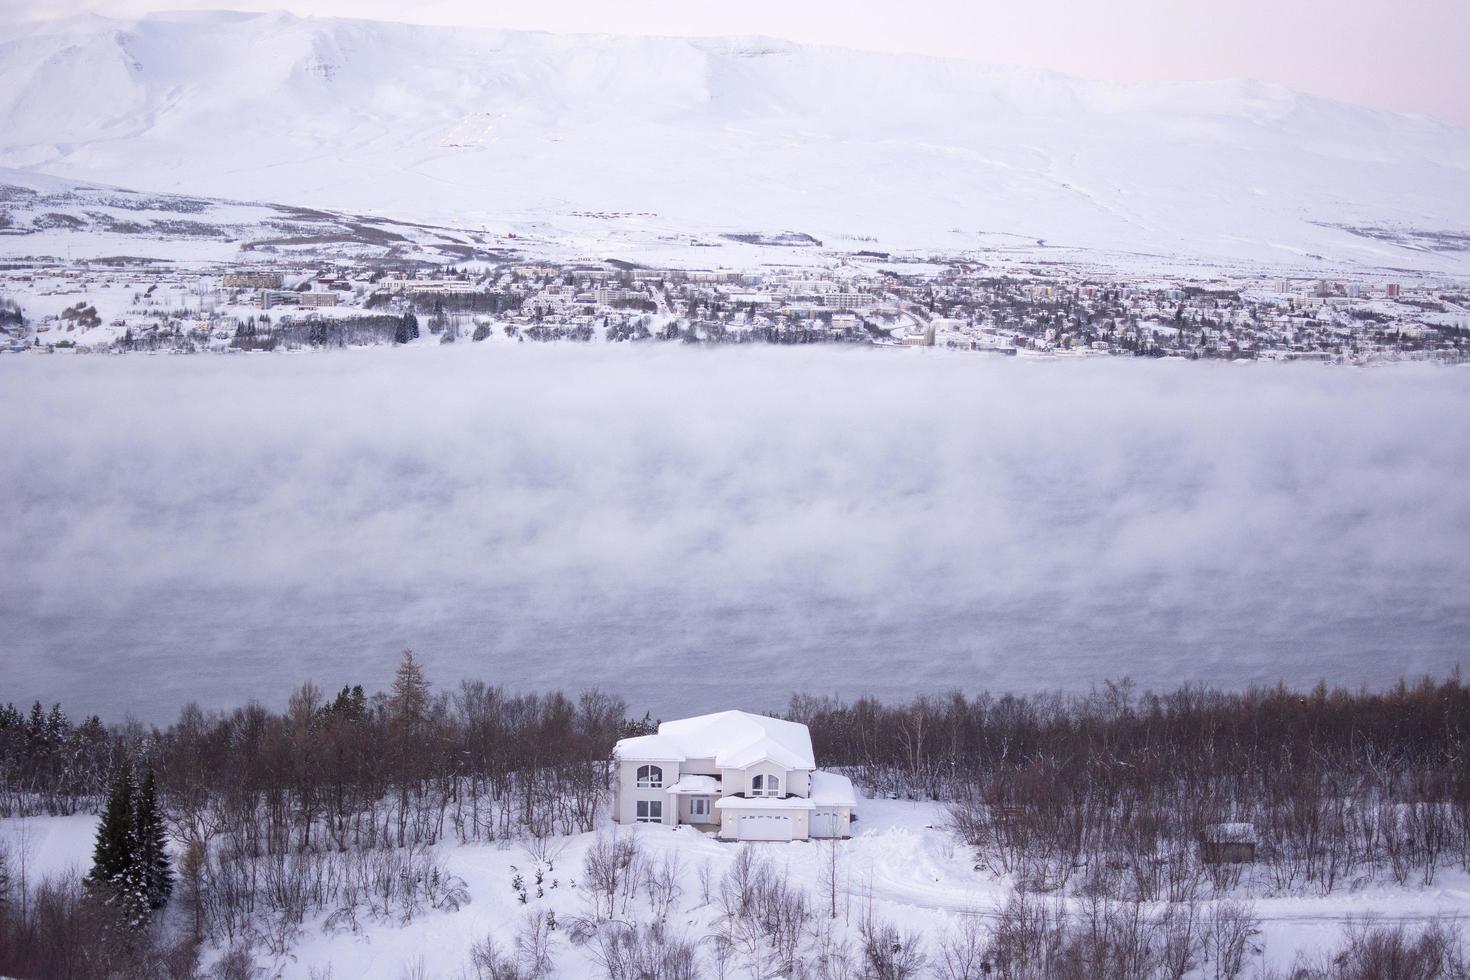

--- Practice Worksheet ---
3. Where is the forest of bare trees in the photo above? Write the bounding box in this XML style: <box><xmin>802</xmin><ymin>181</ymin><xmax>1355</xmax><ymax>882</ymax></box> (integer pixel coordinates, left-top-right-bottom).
<box><xmin>0</xmin><ymin>651</ymin><xmax>632</xmax><ymax>976</ymax></box>
<box><xmin>795</xmin><ymin>676</ymin><xmax>1470</xmax><ymax>897</ymax></box>
<box><xmin>2</xmin><ymin>665</ymin><xmax>1469</xmax><ymax>977</ymax></box>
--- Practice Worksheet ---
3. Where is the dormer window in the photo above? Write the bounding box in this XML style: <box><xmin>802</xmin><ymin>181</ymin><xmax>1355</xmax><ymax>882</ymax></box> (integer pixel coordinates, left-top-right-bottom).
<box><xmin>636</xmin><ymin>765</ymin><xmax>664</xmax><ymax>788</ymax></box>
<box><xmin>751</xmin><ymin>774</ymin><xmax>781</xmax><ymax>797</ymax></box>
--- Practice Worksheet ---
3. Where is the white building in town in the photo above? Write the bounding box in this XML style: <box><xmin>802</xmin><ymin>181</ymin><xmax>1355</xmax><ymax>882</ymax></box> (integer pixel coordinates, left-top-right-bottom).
<box><xmin>611</xmin><ymin>711</ymin><xmax>857</xmax><ymax>841</ymax></box>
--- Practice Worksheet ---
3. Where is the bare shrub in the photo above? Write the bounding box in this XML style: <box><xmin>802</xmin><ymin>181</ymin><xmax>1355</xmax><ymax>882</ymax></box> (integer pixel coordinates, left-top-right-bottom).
<box><xmin>466</xmin><ymin>918</ymin><xmax>561</xmax><ymax>980</ymax></box>
<box><xmin>1158</xmin><ymin>901</ymin><xmax>1200</xmax><ymax>980</ymax></box>
<box><xmin>582</xmin><ymin>829</ymin><xmax>643</xmax><ymax>921</ymax></box>
<box><xmin>971</xmin><ymin>891</ymin><xmax>1215</xmax><ymax>980</ymax></box>
<box><xmin>210</xmin><ymin>944</ymin><xmax>259</xmax><ymax>980</ymax></box>
<box><xmin>1307</xmin><ymin>919</ymin><xmax>1470</xmax><ymax>980</ymax></box>
<box><xmin>524</xmin><ymin>834</ymin><xmax>568</xmax><ymax>872</ymax></box>
<box><xmin>934</xmin><ymin>917</ymin><xmax>988</xmax><ymax>980</ymax></box>
<box><xmin>858</xmin><ymin>917</ymin><xmax>926</xmax><ymax>979</ymax></box>
<box><xmin>984</xmin><ymin>893</ymin><xmax>1068</xmax><ymax>978</ymax></box>
<box><xmin>0</xmin><ymin>870</ymin><xmax>187</xmax><ymax>980</ymax></box>
<box><xmin>717</xmin><ymin>849</ymin><xmax>813</xmax><ymax>976</ymax></box>
<box><xmin>467</xmin><ymin>935</ymin><xmax>529</xmax><ymax>980</ymax></box>
<box><xmin>1202</xmin><ymin>900</ymin><xmax>1259</xmax><ymax>980</ymax></box>
<box><xmin>696</xmin><ymin>859</ymin><xmax>713</xmax><ymax>907</ymax></box>
<box><xmin>812</xmin><ymin>920</ymin><xmax>859</xmax><ymax>980</ymax></box>
<box><xmin>642</xmin><ymin>851</ymin><xmax>683</xmax><ymax>920</ymax></box>
<box><xmin>515</xmin><ymin>909</ymin><xmax>557</xmax><ymax>979</ymax></box>
<box><xmin>585</xmin><ymin>920</ymin><xmax>699</xmax><ymax>980</ymax></box>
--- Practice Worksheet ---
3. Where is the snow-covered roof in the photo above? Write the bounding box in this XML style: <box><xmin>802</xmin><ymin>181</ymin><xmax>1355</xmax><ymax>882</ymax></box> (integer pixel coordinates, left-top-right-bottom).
<box><xmin>715</xmin><ymin>795</ymin><xmax>816</xmax><ymax>811</ymax></box>
<box><xmin>1203</xmin><ymin>822</ymin><xmax>1258</xmax><ymax>844</ymax></box>
<box><xmin>667</xmin><ymin>774</ymin><xmax>721</xmax><ymax>795</ymax></box>
<box><xmin>611</xmin><ymin>733</ymin><xmax>686</xmax><ymax>762</ymax></box>
<box><xmin>719</xmin><ymin>737</ymin><xmax>809</xmax><ymax>770</ymax></box>
<box><xmin>613</xmin><ymin>711</ymin><xmax>816</xmax><ymax>770</ymax></box>
<box><xmin>809</xmin><ymin>770</ymin><xmax>857</xmax><ymax>808</ymax></box>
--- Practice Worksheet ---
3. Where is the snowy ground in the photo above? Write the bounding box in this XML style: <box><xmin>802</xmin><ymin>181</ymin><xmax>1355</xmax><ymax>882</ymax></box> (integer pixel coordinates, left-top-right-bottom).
<box><xmin>6</xmin><ymin>799</ymin><xmax>1469</xmax><ymax>977</ymax></box>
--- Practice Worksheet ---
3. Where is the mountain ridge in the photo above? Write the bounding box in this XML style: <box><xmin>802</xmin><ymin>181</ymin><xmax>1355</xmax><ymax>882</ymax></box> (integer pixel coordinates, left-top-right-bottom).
<box><xmin>2</xmin><ymin>11</ymin><xmax>1468</xmax><ymax>271</ymax></box>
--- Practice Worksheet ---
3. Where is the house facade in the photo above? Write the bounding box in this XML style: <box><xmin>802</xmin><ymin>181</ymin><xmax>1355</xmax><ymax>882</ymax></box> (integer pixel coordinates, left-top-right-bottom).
<box><xmin>611</xmin><ymin>711</ymin><xmax>856</xmax><ymax>842</ymax></box>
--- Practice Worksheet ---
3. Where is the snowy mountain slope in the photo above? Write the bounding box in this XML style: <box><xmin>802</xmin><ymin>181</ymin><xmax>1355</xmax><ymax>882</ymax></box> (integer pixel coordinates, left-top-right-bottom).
<box><xmin>1</xmin><ymin>11</ymin><xmax>1468</xmax><ymax>271</ymax></box>
<box><xmin>0</xmin><ymin>167</ymin><xmax>517</xmax><ymax>262</ymax></box>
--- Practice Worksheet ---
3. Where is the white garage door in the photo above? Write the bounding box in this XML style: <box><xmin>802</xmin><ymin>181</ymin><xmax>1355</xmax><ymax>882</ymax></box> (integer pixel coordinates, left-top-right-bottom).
<box><xmin>739</xmin><ymin>814</ymin><xmax>793</xmax><ymax>841</ymax></box>
<box><xmin>811</xmin><ymin>810</ymin><xmax>841</xmax><ymax>838</ymax></box>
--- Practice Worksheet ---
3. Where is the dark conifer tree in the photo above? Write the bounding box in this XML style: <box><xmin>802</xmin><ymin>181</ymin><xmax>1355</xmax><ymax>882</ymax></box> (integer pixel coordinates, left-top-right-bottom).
<box><xmin>87</xmin><ymin>757</ymin><xmax>145</xmax><ymax>924</ymax></box>
<box><xmin>89</xmin><ymin>759</ymin><xmax>132</xmax><ymax>890</ymax></box>
<box><xmin>134</xmin><ymin>768</ymin><xmax>173</xmax><ymax>911</ymax></box>
<box><xmin>327</xmin><ymin>683</ymin><xmax>368</xmax><ymax>721</ymax></box>
<box><xmin>0</xmin><ymin>838</ymin><xmax>10</xmax><ymax>910</ymax></box>
<box><xmin>394</xmin><ymin>312</ymin><xmax>419</xmax><ymax>344</ymax></box>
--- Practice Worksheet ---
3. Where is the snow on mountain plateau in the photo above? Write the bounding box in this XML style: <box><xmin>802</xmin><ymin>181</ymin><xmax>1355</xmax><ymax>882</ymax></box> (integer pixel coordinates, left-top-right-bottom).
<box><xmin>1</xmin><ymin>10</ymin><xmax>1468</xmax><ymax>271</ymax></box>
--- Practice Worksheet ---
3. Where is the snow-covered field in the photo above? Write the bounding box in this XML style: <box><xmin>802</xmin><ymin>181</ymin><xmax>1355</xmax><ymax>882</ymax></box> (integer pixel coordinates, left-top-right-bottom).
<box><xmin>2</xmin><ymin>12</ymin><xmax>1469</xmax><ymax>274</ymax></box>
<box><xmin>6</xmin><ymin>799</ymin><xmax>1469</xmax><ymax>977</ymax></box>
<box><xmin>2</xmin><ymin>347</ymin><xmax>1467</xmax><ymax>723</ymax></box>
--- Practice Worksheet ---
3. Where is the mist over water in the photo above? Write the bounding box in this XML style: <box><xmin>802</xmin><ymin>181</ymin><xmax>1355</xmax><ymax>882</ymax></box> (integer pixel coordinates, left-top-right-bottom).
<box><xmin>3</xmin><ymin>347</ymin><xmax>1467</xmax><ymax>723</ymax></box>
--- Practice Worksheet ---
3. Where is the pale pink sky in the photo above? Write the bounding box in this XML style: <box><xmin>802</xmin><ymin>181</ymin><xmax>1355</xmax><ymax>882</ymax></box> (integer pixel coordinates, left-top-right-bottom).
<box><xmin>9</xmin><ymin>0</ymin><xmax>1470</xmax><ymax>124</ymax></box>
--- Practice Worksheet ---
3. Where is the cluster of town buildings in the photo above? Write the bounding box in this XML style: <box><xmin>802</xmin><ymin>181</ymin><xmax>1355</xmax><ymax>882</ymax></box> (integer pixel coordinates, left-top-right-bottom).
<box><xmin>3</xmin><ymin>256</ymin><xmax>1466</xmax><ymax>362</ymax></box>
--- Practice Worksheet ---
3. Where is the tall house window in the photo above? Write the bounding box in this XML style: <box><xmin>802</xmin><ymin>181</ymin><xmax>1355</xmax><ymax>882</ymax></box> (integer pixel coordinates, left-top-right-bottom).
<box><xmin>751</xmin><ymin>774</ymin><xmax>781</xmax><ymax>797</ymax></box>
<box><xmin>636</xmin><ymin>765</ymin><xmax>664</xmax><ymax>788</ymax></box>
<box><xmin>636</xmin><ymin>800</ymin><xmax>663</xmax><ymax>823</ymax></box>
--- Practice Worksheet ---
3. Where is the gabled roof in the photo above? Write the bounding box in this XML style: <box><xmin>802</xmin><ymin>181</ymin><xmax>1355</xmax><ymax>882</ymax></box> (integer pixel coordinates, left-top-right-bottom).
<box><xmin>613</xmin><ymin>710</ymin><xmax>816</xmax><ymax>770</ymax></box>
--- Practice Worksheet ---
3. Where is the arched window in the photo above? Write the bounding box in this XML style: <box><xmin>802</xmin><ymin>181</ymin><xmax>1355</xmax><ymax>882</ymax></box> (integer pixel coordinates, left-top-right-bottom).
<box><xmin>752</xmin><ymin>774</ymin><xmax>781</xmax><ymax>797</ymax></box>
<box><xmin>636</xmin><ymin>765</ymin><xmax>663</xmax><ymax>788</ymax></box>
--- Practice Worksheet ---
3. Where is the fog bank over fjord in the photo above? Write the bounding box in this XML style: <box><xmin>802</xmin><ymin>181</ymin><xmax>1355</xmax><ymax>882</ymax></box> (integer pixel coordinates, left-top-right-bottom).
<box><xmin>3</xmin><ymin>347</ymin><xmax>1467</xmax><ymax>722</ymax></box>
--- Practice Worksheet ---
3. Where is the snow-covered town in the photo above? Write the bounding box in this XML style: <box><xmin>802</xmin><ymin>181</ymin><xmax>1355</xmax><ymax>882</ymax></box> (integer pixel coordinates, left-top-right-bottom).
<box><xmin>3</xmin><ymin>257</ymin><xmax>1468</xmax><ymax>362</ymax></box>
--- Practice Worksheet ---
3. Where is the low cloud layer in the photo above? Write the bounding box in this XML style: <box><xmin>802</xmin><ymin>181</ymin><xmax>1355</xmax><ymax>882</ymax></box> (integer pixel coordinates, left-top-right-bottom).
<box><xmin>3</xmin><ymin>348</ymin><xmax>1467</xmax><ymax>722</ymax></box>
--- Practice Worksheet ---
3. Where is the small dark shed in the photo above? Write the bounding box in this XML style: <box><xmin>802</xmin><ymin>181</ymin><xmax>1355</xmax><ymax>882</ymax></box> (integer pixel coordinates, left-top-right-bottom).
<box><xmin>1200</xmin><ymin>822</ymin><xmax>1258</xmax><ymax>864</ymax></box>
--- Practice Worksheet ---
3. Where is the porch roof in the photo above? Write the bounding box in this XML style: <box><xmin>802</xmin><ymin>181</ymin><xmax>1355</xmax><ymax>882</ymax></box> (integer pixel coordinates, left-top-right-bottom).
<box><xmin>667</xmin><ymin>774</ymin><xmax>720</xmax><ymax>795</ymax></box>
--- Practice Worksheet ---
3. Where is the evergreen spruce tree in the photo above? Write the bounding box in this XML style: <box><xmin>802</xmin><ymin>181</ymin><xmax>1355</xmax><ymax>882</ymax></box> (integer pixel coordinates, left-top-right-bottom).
<box><xmin>327</xmin><ymin>683</ymin><xmax>368</xmax><ymax>721</ymax></box>
<box><xmin>394</xmin><ymin>312</ymin><xmax>419</xmax><ymax>344</ymax></box>
<box><xmin>0</xmin><ymin>838</ymin><xmax>11</xmax><ymax>911</ymax></box>
<box><xmin>88</xmin><ymin>758</ymin><xmax>135</xmax><ymax>899</ymax></box>
<box><xmin>348</xmin><ymin>683</ymin><xmax>367</xmax><ymax>719</ymax></box>
<box><xmin>87</xmin><ymin>757</ymin><xmax>149</xmax><ymax>926</ymax></box>
<box><xmin>134</xmin><ymin>768</ymin><xmax>173</xmax><ymax>911</ymax></box>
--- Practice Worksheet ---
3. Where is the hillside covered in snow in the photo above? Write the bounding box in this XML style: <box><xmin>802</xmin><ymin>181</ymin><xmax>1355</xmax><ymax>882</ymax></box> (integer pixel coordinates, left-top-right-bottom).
<box><xmin>1</xmin><ymin>10</ymin><xmax>1469</xmax><ymax>272</ymax></box>
<box><xmin>0</xmin><ymin>166</ymin><xmax>516</xmax><ymax>263</ymax></box>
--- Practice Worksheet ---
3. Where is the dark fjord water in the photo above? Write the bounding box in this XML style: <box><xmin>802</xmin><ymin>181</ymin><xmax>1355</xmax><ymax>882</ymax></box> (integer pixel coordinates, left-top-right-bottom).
<box><xmin>4</xmin><ymin>348</ymin><xmax>1467</xmax><ymax>722</ymax></box>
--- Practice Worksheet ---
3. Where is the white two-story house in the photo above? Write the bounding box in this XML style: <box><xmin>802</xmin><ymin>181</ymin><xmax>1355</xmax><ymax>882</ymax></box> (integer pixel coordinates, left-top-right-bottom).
<box><xmin>611</xmin><ymin>710</ymin><xmax>857</xmax><ymax>841</ymax></box>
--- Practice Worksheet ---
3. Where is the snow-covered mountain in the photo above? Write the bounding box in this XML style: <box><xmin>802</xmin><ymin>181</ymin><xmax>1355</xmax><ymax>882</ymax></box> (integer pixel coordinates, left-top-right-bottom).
<box><xmin>2</xmin><ymin>10</ymin><xmax>1468</xmax><ymax>271</ymax></box>
<box><xmin>0</xmin><ymin>166</ymin><xmax>518</xmax><ymax>263</ymax></box>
